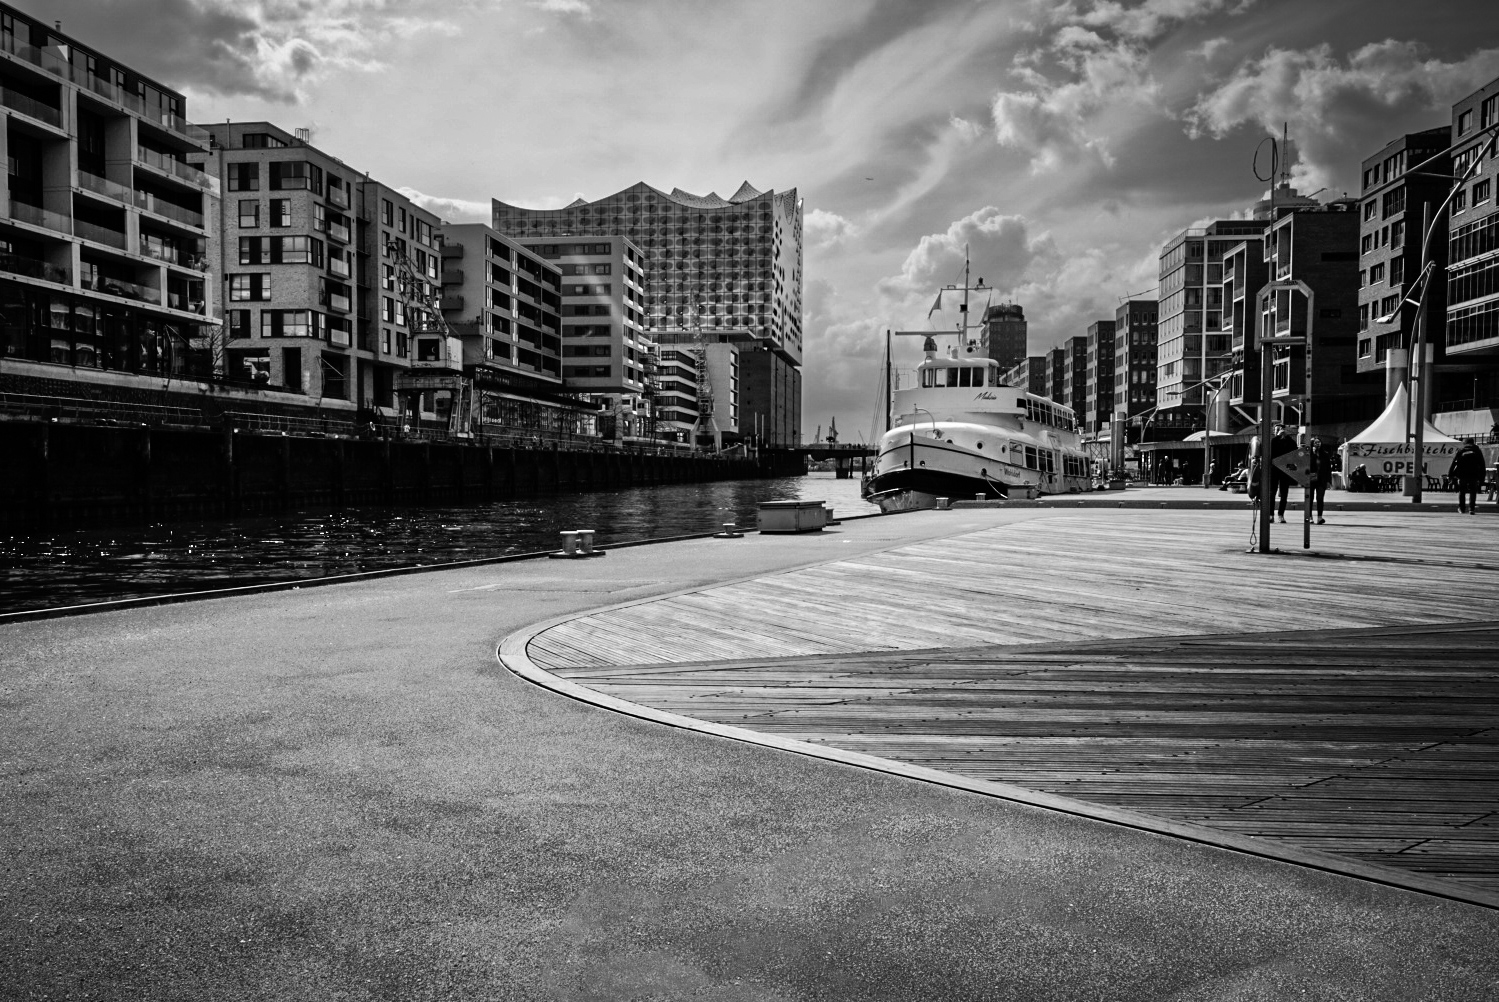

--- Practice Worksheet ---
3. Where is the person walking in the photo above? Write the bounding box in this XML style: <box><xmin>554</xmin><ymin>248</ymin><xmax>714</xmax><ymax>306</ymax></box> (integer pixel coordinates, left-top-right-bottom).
<box><xmin>1449</xmin><ymin>438</ymin><xmax>1487</xmax><ymax>514</ymax></box>
<box><xmin>1310</xmin><ymin>436</ymin><xmax>1335</xmax><ymax>524</ymax></box>
<box><xmin>1269</xmin><ymin>424</ymin><xmax>1297</xmax><ymax>523</ymax></box>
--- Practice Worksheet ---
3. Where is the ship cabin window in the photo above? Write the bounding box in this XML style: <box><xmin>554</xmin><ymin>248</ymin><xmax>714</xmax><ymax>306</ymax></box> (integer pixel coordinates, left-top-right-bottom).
<box><xmin>921</xmin><ymin>364</ymin><xmax>989</xmax><ymax>388</ymax></box>
<box><xmin>1021</xmin><ymin>446</ymin><xmax>1056</xmax><ymax>473</ymax></box>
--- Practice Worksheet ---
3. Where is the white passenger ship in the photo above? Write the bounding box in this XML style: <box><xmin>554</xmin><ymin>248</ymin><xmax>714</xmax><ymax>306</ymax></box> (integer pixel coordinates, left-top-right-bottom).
<box><xmin>862</xmin><ymin>334</ymin><xmax>1094</xmax><ymax>512</ymax></box>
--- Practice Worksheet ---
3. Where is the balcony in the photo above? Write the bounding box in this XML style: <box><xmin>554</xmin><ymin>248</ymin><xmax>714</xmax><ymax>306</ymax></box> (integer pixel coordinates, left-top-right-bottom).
<box><xmin>0</xmin><ymin>250</ymin><xmax>67</xmax><ymax>283</ymax></box>
<box><xmin>328</xmin><ymin>186</ymin><xmax>351</xmax><ymax>210</ymax></box>
<box><xmin>82</xmin><ymin>275</ymin><xmax>161</xmax><ymax>304</ymax></box>
<box><xmin>326</xmin><ymin>220</ymin><xmax>351</xmax><ymax>244</ymax></box>
<box><xmin>165</xmin><ymin>291</ymin><xmax>206</xmax><ymax>314</ymax></box>
<box><xmin>440</xmin><ymin>293</ymin><xmax>464</xmax><ymax>311</ymax></box>
<box><xmin>441</xmin><ymin>242</ymin><xmax>463</xmax><ymax>258</ymax></box>
<box><xmin>76</xmin><ymin>171</ymin><xmax>132</xmax><ymax>204</ymax></box>
<box><xmin>0</xmin><ymin>84</ymin><xmax>61</xmax><ymax>127</ymax></box>
<box><xmin>73</xmin><ymin>219</ymin><xmax>128</xmax><ymax>250</ymax></box>
<box><xmin>139</xmin><ymin>236</ymin><xmax>208</xmax><ymax>271</ymax></box>
<box><xmin>329</xmin><ymin>256</ymin><xmax>351</xmax><ymax>279</ymax></box>
<box><xmin>133</xmin><ymin>190</ymin><xmax>204</xmax><ymax>229</ymax></box>
<box><xmin>6</xmin><ymin>199</ymin><xmax>70</xmax><ymax>235</ymax></box>
<box><xmin>135</xmin><ymin>146</ymin><xmax>218</xmax><ymax>193</ymax></box>
<box><xmin>0</xmin><ymin>31</ymin><xmax>72</xmax><ymax>80</ymax></box>
<box><xmin>442</xmin><ymin>267</ymin><xmax>464</xmax><ymax>285</ymax></box>
<box><xmin>327</xmin><ymin>292</ymin><xmax>352</xmax><ymax>314</ymax></box>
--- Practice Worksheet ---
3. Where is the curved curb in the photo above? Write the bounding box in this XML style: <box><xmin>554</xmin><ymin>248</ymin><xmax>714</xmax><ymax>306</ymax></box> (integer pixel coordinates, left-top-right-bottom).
<box><xmin>498</xmin><ymin>615</ymin><xmax>1499</xmax><ymax>913</ymax></box>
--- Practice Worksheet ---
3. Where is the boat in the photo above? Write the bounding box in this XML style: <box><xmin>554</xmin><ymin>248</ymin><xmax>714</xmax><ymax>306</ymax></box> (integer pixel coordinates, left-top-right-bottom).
<box><xmin>861</xmin><ymin>263</ymin><xmax>1095</xmax><ymax>512</ymax></box>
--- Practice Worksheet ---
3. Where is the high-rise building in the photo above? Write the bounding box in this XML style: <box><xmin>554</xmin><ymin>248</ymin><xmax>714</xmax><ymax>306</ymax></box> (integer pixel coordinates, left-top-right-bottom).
<box><xmin>1047</xmin><ymin>346</ymin><xmax>1066</xmax><ymax>402</ymax></box>
<box><xmin>983</xmin><ymin>303</ymin><xmax>1027</xmax><ymax>371</ymax></box>
<box><xmin>1003</xmin><ymin>355</ymin><xmax>1047</xmax><ymax>396</ymax></box>
<box><xmin>1085</xmin><ymin>320</ymin><xmax>1115</xmax><ymax>433</ymax></box>
<box><xmin>492</xmin><ymin>182</ymin><xmax>803</xmax><ymax>446</ymax></box>
<box><xmin>1061</xmin><ymin>335</ymin><xmax>1089</xmax><ymax>418</ymax></box>
<box><xmin>1113</xmin><ymin>299</ymin><xmax>1158</xmax><ymax>423</ymax></box>
<box><xmin>1258</xmin><ymin>199</ymin><xmax>1382</xmax><ymax>433</ymax></box>
<box><xmin>0</xmin><ymin>6</ymin><xmax>217</xmax><ymax>385</ymax></box>
<box><xmin>1221</xmin><ymin>238</ymin><xmax>1267</xmax><ymax>410</ymax></box>
<box><xmin>1156</xmin><ymin>221</ymin><xmax>1264</xmax><ymax>413</ymax></box>
<box><xmin>1355</xmin><ymin>128</ymin><xmax>1451</xmax><ymax>384</ymax></box>
<box><xmin>1441</xmin><ymin>76</ymin><xmax>1499</xmax><ymax>423</ymax></box>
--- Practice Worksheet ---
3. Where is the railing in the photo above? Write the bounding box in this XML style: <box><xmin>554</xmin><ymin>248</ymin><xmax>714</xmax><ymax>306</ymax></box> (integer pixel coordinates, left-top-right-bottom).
<box><xmin>166</xmin><ymin>292</ymin><xmax>206</xmax><ymax>314</ymax></box>
<box><xmin>221</xmin><ymin>410</ymin><xmax>361</xmax><ymax>438</ymax></box>
<box><xmin>76</xmin><ymin>171</ymin><xmax>132</xmax><ymax>204</ymax></box>
<box><xmin>0</xmin><ymin>84</ymin><xmax>61</xmax><ymax>126</ymax></box>
<box><xmin>7</xmin><ymin>200</ymin><xmax>71</xmax><ymax>234</ymax></box>
<box><xmin>82</xmin><ymin>275</ymin><xmax>161</xmax><ymax>303</ymax></box>
<box><xmin>327</xmin><ymin>292</ymin><xmax>352</xmax><ymax>314</ymax></box>
<box><xmin>0</xmin><ymin>392</ymin><xmax>204</xmax><ymax>428</ymax></box>
<box><xmin>329</xmin><ymin>257</ymin><xmax>351</xmax><ymax>279</ymax></box>
<box><xmin>139</xmin><ymin>237</ymin><xmax>208</xmax><ymax>271</ymax></box>
<box><xmin>326</xmin><ymin>220</ymin><xmax>351</xmax><ymax>243</ymax></box>
<box><xmin>73</xmin><ymin>219</ymin><xmax>129</xmax><ymax>250</ymax></box>
<box><xmin>135</xmin><ymin>146</ymin><xmax>216</xmax><ymax>191</ymax></box>
<box><xmin>133</xmin><ymin>190</ymin><xmax>205</xmax><ymax>228</ymax></box>
<box><xmin>0</xmin><ymin>251</ymin><xmax>68</xmax><ymax>283</ymax></box>
<box><xmin>328</xmin><ymin>326</ymin><xmax>352</xmax><ymax>347</ymax></box>
<box><xmin>0</xmin><ymin>32</ymin><xmax>72</xmax><ymax>79</ymax></box>
<box><xmin>328</xmin><ymin>186</ymin><xmax>351</xmax><ymax>209</ymax></box>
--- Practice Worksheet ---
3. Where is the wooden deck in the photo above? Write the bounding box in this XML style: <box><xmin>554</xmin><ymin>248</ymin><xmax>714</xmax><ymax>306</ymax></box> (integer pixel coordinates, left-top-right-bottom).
<box><xmin>526</xmin><ymin>510</ymin><xmax>1499</xmax><ymax>895</ymax></box>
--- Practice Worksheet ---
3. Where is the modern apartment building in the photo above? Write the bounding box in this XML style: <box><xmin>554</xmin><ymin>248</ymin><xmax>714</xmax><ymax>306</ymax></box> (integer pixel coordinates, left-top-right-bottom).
<box><xmin>0</xmin><ymin>6</ymin><xmax>217</xmax><ymax>386</ymax></box>
<box><xmin>1442</xmin><ymin>76</ymin><xmax>1499</xmax><ymax>425</ymax></box>
<box><xmin>492</xmin><ymin>181</ymin><xmax>803</xmax><ymax>446</ymax></box>
<box><xmin>1003</xmin><ymin>355</ymin><xmax>1047</xmax><ymax>396</ymax></box>
<box><xmin>1355</xmin><ymin>128</ymin><xmax>1451</xmax><ymax>383</ymax></box>
<box><xmin>1156</xmin><ymin>220</ymin><xmax>1264</xmax><ymax>413</ymax></box>
<box><xmin>982</xmin><ymin>302</ymin><xmax>1027</xmax><ymax>371</ymax></box>
<box><xmin>1258</xmin><ymin>199</ymin><xmax>1382</xmax><ymax>432</ymax></box>
<box><xmin>511</xmin><ymin>235</ymin><xmax>654</xmax><ymax>442</ymax></box>
<box><xmin>1060</xmin><ymin>335</ymin><xmax>1088</xmax><ymax>418</ymax></box>
<box><xmin>1085</xmin><ymin>319</ymin><xmax>1115</xmax><ymax>433</ymax></box>
<box><xmin>1221</xmin><ymin>237</ymin><xmax>1268</xmax><ymax>409</ymax></box>
<box><xmin>1047</xmin><ymin>346</ymin><xmax>1066</xmax><ymax>403</ymax></box>
<box><xmin>1113</xmin><ymin>299</ymin><xmax>1158</xmax><ymax>423</ymax></box>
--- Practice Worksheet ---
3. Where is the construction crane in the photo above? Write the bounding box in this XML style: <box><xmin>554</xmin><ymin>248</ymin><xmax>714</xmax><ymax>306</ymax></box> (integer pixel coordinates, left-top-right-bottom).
<box><xmin>388</xmin><ymin>238</ymin><xmax>470</xmax><ymax>436</ymax></box>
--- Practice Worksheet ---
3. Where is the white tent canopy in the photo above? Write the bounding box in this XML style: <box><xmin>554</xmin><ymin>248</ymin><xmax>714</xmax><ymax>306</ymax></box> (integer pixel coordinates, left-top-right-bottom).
<box><xmin>1182</xmin><ymin>430</ymin><xmax>1233</xmax><ymax>442</ymax></box>
<box><xmin>1342</xmin><ymin>383</ymin><xmax>1462</xmax><ymax>476</ymax></box>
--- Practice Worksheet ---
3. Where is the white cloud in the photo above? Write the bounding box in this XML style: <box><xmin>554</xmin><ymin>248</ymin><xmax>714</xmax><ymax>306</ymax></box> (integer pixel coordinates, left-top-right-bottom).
<box><xmin>1186</xmin><ymin>40</ymin><xmax>1499</xmax><ymax>192</ymax></box>
<box><xmin>804</xmin><ymin>209</ymin><xmax>859</xmax><ymax>251</ymax></box>
<box><xmin>397</xmin><ymin>188</ymin><xmax>491</xmax><ymax>223</ymax></box>
<box><xmin>531</xmin><ymin>0</ymin><xmax>592</xmax><ymax>14</ymax></box>
<box><xmin>1078</xmin><ymin>0</ymin><xmax>1247</xmax><ymax>41</ymax></box>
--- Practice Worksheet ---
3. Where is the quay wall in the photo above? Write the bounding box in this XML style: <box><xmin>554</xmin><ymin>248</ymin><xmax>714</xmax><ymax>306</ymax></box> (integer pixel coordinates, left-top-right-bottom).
<box><xmin>0</xmin><ymin>422</ymin><xmax>800</xmax><ymax>530</ymax></box>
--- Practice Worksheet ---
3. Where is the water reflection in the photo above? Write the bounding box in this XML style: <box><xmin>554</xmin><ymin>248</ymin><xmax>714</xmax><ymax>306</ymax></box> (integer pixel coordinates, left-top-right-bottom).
<box><xmin>2</xmin><ymin>474</ymin><xmax>872</xmax><ymax>613</ymax></box>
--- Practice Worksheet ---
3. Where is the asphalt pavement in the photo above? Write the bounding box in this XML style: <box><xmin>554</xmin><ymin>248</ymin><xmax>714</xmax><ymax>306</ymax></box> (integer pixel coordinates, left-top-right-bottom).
<box><xmin>2</xmin><ymin>507</ymin><xmax>1496</xmax><ymax>1001</ymax></box>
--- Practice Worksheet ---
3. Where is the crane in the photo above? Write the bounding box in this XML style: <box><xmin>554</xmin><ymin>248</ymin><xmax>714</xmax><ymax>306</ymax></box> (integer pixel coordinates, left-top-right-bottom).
<box><xmin>388</xmin><ymin>238</ymin><xmax>470</xmax><ymax>436</ymax></box>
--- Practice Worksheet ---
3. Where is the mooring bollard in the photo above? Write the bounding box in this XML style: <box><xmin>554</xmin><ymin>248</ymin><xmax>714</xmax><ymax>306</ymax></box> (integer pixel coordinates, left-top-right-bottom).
<box><xmin>714</xmin><ymin>521</ymin><xmax>744</xmax><ymax>538</ymax></box>
<box><xmin>550</xmin><ymin>528</ymin><xmax>606</xmax><ymax>559</ymax></box>
<box><xmin>975</xmin><ymin>493</ymin><xmax>986</xmax><ymax>502</ymax></box>
<box><xmin>559</xmin><ymin>531</ymin><xmax>577</xmax><ymax>556</ymax></box>
<box><xmin>935</xmin><ymin>497</ymin><xmax>951</xmax><ymax>510</ymax></box>
<box><xmin>577</xmin><ymin>529</ymin><xmax>595</xmax><ymax>554</ymax></box>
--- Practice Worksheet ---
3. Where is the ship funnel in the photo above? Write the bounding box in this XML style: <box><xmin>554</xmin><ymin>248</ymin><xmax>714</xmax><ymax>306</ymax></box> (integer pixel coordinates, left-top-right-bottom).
<box><xmin>922</xmin><ymin>336</ymin><xmax>937</xmax><ymax>359</ymax></box>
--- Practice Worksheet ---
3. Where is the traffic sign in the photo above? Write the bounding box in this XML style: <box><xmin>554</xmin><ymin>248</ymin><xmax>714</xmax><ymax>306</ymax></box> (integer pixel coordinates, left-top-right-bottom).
<box><xmin>1272</xmin><ymin>447</ymin><xmax>1315</xmax><ymax>487</ymax></box>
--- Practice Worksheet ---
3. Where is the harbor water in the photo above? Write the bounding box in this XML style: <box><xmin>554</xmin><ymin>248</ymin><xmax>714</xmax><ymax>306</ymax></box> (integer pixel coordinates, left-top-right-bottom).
<box><xmin>1</xmin><ymin>474</ymin><xmax>873</xmax><ymax>614</ymax></box>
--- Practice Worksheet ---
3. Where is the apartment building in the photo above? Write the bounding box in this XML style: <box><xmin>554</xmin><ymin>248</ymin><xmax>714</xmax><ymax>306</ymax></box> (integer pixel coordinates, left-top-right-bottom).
<box><xmin>1085</xmin><ymin>319</ymin><xmax>1115</xmax><ymax>433</ymax></box>
<box><xmin>1002</xmin><ymin>355</ymin><xmax>1047</xmax><ymax>396</ymax></box>
<box><xmin>1156</xmin><ymin>220</ymin><xmax>1264</xmax><ymax>413</ymax></box>
<box><xmin>1258</xmin><ymin>200</ymin><xmax>1382</xmax><ymax>432</ymax></box>
<box><xmin>1113</xmin><ymin>299</ymin><xmax>1158</xmax><ymax>423</ymax></box>
<box><xmin>652</xmin><ymin>340</ymin><xmax>700</xmax><ymax>446</ymax></box>
<box><xmin>1355</xmin><ymin>127</ymin><xmax>1451</xmax><ymax>381</ymax></box>
<box><xmin>1060</xmin><ymin>335</ymin><xmax>1088</xmax><ymax>418</ymax></box>
<box><xmin>1047</xmin><ymin>346</ymin><xmax>1066</xmax><ymax>403</ymax></box>
<box><xmin>1443</xmin><ymin>76</ymin><xmax>1499</xmax><ymax>427</ymax></box>
<box><xmin>0</xmin><ymin>6</ymin><xmax>216</xmax><ymax>387</ymax></box>
<box><xmin>492</xmin><ymin>181</ymin><xmax>803</xmax><ymax>446</ymax></box>
<box><xmin>1221</xmin><ymin>237</ymin><xmax>1268</xmax><ymax>408</ymax></box>
<box><xmin>982</xmin><ymin>302</ymin><xmax>1026</xmax><ymax>371</ymax></box>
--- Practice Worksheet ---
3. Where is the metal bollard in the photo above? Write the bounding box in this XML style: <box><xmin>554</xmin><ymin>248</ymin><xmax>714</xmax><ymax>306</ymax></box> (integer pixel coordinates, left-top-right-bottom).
<box><xmin>559</xmin><ymin>531</ymin><xmax>578</xmax><ymax>556</ymax></box>
<box><xmin>935</xmin><ymin>497</ymin><xmax>951</xmax><ymax>510</ymax></box>
<box><xmin>975</xmin><ymin>493</ymin><xmax>986</xmax><ymax>502</ymax></box>
<box><xmin>714</xmin><ymin>521</ymin><xmax>744</xmax><ymax>538</ymax></box>
<box><xmin>577</xmin><ymin>529</ymin><xmax>595</xmax><ymax>554</ymax></box>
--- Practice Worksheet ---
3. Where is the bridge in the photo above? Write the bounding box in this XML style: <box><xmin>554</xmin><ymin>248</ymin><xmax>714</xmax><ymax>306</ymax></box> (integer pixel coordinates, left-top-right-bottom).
<box><xmin>791</xmin><ymin>442</ymin><xmax>876</xmax><ymax>479</ymax></box>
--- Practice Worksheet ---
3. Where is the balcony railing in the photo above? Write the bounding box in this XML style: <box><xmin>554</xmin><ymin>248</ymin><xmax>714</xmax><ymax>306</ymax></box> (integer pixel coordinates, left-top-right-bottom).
<box><xmin>138</xmin><ymin>237</ymin><xmax>208</xmax><ymax>271</ymax></box>
<box><xmin>135</xmin><ymin>146</ymin><xmax>217</xmax><ymax>192</ymax></box>
<box><xmin>82</xmin><ymin>275</ymin><xmax>161</xmax><ymax>303</ymax></box>
<box><xmin>328</xmin><ymin>186</ymin><xmax>351</xmax><ymax>210</ymax></box>
<box><xmin>326</xmin><ymin>220</ymin><xmax>351</xmax><ymax>244</ymax></box>
<box><xmin>0</xmin><ymin>84</ymin><xmax>61</xmax><ymax>126</ymax></box>
<box><xmin>74</xmin><ymin>219</ymin><xmax>128</xmax><ymax>250</ymax></box>
<box><xmin>0</xmin><ymin>32</ymin><xmax>72</xmax><ymax>79</ymax></box>
<box><xmin>327</xmin><ymin>293</ymin><xmax>352</xmax><ymax>314</ymax></box>
<box><xmin>133</xmin><ymin>190</ymin><xmax>205</xmax><ymax>229</ymax></box>
<box><xmin>329</xmin><ymin>257</ymin><xmax>351</xmax><ymax>279</ymax></box>
<box><xmin>76</xmin><ymin>171</ymin><xmax>132</xmax><ymax>204</ymax></box>
<box><xmin>166</xmin><ymin>292</ymin><xmax>206</xmax><ymax>314</ymax></box>
<box><xmin>6</xmin><ymin>199</ymin><xmax>71</xmax><ymax>234</ymax></box>
<box><xmin>0</xmin><ymin>250</ymin><xmax>68</xmax><ymax>283</ymax></box>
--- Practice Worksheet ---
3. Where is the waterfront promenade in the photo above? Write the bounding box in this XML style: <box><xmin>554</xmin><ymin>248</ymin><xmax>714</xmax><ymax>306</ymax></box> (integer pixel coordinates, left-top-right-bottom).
<box><xmin>3</xmin><ymin>504</ymin><xmax>1497</xmax><ymax>1000</ymax></box>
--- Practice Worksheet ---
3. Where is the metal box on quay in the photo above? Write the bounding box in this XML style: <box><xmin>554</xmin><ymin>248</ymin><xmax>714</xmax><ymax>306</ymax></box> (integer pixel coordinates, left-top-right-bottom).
<box><xmin>756</xmin><ymin>500</ymin><xmax>828</xmax><ymax>534</ymax></box>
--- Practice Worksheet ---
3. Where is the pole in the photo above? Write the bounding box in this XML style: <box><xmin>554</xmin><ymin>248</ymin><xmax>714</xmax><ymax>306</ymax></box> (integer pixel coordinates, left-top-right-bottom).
<box><xmin>1411</xmin><ymin>201</ymin><xmax>1431</xmax><ymax>504</ymax></box>
<box><xmin>1258</xmin><ymin>311</ymin><xmax>1274</xmax><ymax>553</ymax></box>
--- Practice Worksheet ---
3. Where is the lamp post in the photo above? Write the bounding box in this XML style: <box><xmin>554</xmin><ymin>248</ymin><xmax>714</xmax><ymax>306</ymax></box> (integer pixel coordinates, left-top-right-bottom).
<box><xmin>1256</xmin><ymin>279</ymin><xmax>1313</xmax><ymax>553</ymax></box>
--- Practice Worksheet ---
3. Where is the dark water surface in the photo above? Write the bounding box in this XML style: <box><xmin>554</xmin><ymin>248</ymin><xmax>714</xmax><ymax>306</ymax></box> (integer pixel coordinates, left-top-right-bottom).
<box><xmin>1</xmin><ymin>475</ymin><xmax>873</xmax><ymax>614</ymax></box>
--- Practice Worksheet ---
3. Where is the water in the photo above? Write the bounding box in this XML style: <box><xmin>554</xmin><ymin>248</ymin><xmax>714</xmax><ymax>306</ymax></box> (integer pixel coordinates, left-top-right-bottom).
<box><xmin>1</xmin><ymin>474</ymin><xmax>875</xmax><ymax>614</ymax></box>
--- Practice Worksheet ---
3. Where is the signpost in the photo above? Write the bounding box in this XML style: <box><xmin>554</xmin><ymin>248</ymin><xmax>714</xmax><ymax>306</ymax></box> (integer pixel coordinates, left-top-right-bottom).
<box><xmin>1256</xmin><ymin>279</ymin><xmax>1313</xmax><ymax>554</ymax></box>
<box><xmin>1272</xmin><ymin>446</ymin><xmax>1316</xmax><ymax>548</ymax></box>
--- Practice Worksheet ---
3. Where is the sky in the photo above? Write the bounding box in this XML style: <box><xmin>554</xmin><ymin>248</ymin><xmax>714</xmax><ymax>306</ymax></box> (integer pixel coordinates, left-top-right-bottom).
<box><xmin>29</xmin><ymin>0</ymin><xmax>1499</xmax><ymax>443</ymax></box>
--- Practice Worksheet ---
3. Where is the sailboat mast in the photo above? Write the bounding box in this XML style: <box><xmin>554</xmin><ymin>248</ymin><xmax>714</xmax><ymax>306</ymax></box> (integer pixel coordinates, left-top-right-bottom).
<box><xmin>884</xmin><ymin>329</ymin><xmax>892</xmax><ymax>433</ymax></box>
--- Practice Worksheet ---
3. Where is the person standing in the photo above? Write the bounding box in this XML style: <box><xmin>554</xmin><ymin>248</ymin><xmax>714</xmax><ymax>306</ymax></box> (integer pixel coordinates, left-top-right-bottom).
<box><xmin>1449</xmin><ymin>438</ymin><xmax>1487</xmax><ymax>514</ymax></box>
<box><xmin>1310</xmin><ymin>436</ymin><xmax>1335</xmax><ymax>524</ymax></box>
<box><xmin>1269</xmin><ymin>424</ymin><xmax>1297</xmax><ymax>523</ymax></box>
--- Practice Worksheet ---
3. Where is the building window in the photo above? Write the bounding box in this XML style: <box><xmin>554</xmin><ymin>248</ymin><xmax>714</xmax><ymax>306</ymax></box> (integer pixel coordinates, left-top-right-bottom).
<box><xmin>1368</xmin><ymin>263</ymin><xmax>1385</xmax><ymax>285</ymax></box>
<box><xmin>238</xmin><ymin>200</ymin><xmax>259</xmax><ymax>227</ymax></box>
<box><xmin>1454</xmin><ymin>189</ymin><xmax>1468</xmax><ymax>214</ymax></box>
<box><xmin>270</xmin><ymin>198</ymin><xmax>291</xmax><ymax>228</ymax></box>
<box><xmin>1457</xmin><ymin>108</ymin><xmax>1473</xmax><ymax>136</ymax></box>
<box><xmin>1475</xmin><ymin>179</ymin><xmax>1492</xmax><ymax>206</ymax></box>
<box><xmin>269</xmin><ymin>161</ymin><xmax>311</xmax><ymax>191</ymax></box>
<box><xmin>381</xmin><ymin>199</ymin><xmax>393</xmax><ymax>226</ymax></box>
<box><xmin>228</xmin><ymin>309</ymin><xmax>251</xmax><ymax>339</ymax></box>
<box><xmin>1390</xmin><ymin>257</ymin><xmax>1404</xmax><ymax>285</ymax></box>
<box><xmin>239</xmin><ymin>237</ymin><xmax>264</xmax><ymax>265</ymax></box>
<box><xmin>228</xmin><ymin>162</ymin><xmax>259</xmax><ymax>192</ymax></box>
<box><xmin>229</xmin><ymin>273</ymin><xmax>270</xmax><ymax>301</ymax></box>
<box><xmin>261</xmin><ymin>309</ymin><xmax>314</xmax><ymax>338</ymax></box>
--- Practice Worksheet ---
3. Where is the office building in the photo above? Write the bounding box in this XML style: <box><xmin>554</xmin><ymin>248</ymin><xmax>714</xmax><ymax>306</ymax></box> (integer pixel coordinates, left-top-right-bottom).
<box><xmin>982</xmin><ymin>302</ymin><xmax>1027</xmax><ymax>371</ymax></box>
<box><xmin>1047</xmin><ymin>346</ymin><xmax>1066</xmax><ymax>403</ymax></box>
<box><xmin>1003</xmin><ymin>355</ymin><xmax>1047</xmax><ymax>396</ymax></box>
<box><xmin>1156</xmin><ymin>220</ymin><xmax>1264</xmax><ymax>413</ymax></box>
<box><xmin>1085</xmin><ymin>319</ymin><xmax>1115</xmax><ymax>433</ymax></box>
<box><xmin>1113</xmin><ymin>299</ymin><xmax>1158</xmax><ymax>422</ymax></box>
<box><xmin>1258</xmin><ymin>199</ymin><xmax>1382</xmax><ymax>433</ymax></box>
<box><xmin>1221</xmin><ymin>237</ymin><xmax>1268</xmax><ymax>409</ymax></box>
<box><xmin>0</xmin><ymin>6</ymin><xmax>216</xmax><ymax>387</ymax></box>
<box><xmin>1061</xmin><ymin>335</ymin><xmax>1088</xmax><ymax>418</ymax></box>
<box><xmin>492</xmin><ymin>181</ymin><xmax>803</xmax><ymax>446</ymax></box>
<box><xmin>1441</xmin><ymin>76</ymin><xmax>1499</xmax><ymax>431</ymax></box>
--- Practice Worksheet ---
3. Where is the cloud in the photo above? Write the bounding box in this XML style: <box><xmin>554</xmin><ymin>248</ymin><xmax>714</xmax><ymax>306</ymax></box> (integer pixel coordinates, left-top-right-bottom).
<box><xmin>804</xmin><ymin>209</ymin><xmax>859</xmax><ymax>251</ymax></box>
<box><xmin>397</xmin><ymin>188</ymin><xmax>491</xmax><ymax>224</ymax></box>
<box><xmin>1186</xmin><ymin>40</ymin><xmax>1499</xmax><ymax>192</ymax></box>
<box><xmin>531</xmin><ymin>0</ymin><xmax>591</xmax><ymax>14</ymax></box>
<box><xmin>1078</xmin><ymin>0</ymin><xmax>1248</xmax><ymax>41</ymax></box>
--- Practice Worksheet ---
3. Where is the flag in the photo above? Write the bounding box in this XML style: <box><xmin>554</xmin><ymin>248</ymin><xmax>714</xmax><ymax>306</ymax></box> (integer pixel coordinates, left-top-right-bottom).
<box><xmin>927</xmin><ymin>290</ymin><xmax>943</xmax><ymax>317</ymax></box>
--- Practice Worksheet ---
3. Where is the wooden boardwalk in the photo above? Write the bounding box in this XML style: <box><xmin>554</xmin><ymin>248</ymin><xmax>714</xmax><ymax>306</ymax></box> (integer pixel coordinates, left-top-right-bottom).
<box><xmin>526</xmin><ymin>510</ymin><xmax>1499</xmax><ymax>896</ymax></box>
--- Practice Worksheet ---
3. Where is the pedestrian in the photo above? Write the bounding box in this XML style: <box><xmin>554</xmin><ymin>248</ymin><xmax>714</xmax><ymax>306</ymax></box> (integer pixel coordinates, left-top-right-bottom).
<box><xmin>1208</xmin><ymin>460</ymin><xmax>1219</xmax><ymax>488</ymax></box>
<box><xmin>1310</xmin><ymin>436</ymin><xmax>1335</xmax><ymax>524</ymax></box>
<box><xmin>1269</xmin><ymin>424</ymin><xmax>1297</xmax><ymax>523</ymax></box>
<box><xmin>1449</xmin><ymin>437</ymin><xmax>1487</xmax><ymax>514</ymax></box>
